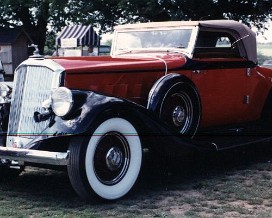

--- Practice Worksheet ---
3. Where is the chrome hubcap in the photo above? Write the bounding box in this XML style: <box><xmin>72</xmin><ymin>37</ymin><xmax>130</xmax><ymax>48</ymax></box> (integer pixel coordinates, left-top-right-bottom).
<box><xmin>172</xmin><ymin>106</ymin><xmax>185</xmax><ymax>126</ymax></box>
<box><xmin>160</xmin><ymin>91</ymin><xmax>194</xmax><ymax>134</ymax></box>
<box><xmin>106</xmin><ymin>147</ymin><xmax>123</xmax><ymax>171</ymax></box>
<box><xmin>93</xmin><ymin>132</ymin><xmax>130</xmax><ymax>185</ymax></box>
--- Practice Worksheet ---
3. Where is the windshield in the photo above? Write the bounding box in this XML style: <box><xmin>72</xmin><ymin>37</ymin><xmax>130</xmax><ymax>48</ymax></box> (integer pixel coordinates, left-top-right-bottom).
<box><xmin>113</xmin><ymin>28</ymin><xmax>193</xmax><ymax>54</ymax></box>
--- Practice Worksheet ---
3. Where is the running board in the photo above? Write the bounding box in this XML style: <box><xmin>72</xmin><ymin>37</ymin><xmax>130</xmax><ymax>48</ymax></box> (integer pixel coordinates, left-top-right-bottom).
<box><xmin>0</xmin><ymin>147</ymin><xmax>69</xmax><ymax>166</ymax></box>
<box><xmin>194</xmin><ymin>135</ymin><xmax>272</xmax><ymax>151</ymax></box>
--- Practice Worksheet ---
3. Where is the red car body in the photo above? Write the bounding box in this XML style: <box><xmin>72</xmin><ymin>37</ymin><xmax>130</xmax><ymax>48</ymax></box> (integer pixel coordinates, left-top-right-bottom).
<box><xmin>53</xmin><ymin>54</ymin><xmax>271</xmax><ymax>128</ymax></box>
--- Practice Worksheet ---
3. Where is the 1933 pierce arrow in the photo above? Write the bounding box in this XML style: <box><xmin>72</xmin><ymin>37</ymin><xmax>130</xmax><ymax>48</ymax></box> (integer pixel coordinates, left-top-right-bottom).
<box><xmin>0</xmin><ymin>20</ymin><xmax>272</xmax><ymax>200</ymax></box>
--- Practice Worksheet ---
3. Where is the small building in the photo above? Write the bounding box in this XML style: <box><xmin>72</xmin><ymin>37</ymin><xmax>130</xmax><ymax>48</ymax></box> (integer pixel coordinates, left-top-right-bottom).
<box><xmin>0</xmin><ymin>27</ymin><xmax>32</xmax><ymax>75</ymax></box>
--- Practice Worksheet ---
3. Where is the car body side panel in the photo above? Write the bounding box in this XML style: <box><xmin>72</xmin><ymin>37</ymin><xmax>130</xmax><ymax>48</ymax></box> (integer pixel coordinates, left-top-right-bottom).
<box><xmin>52</xmin><ymin>56</ymin><xmax>272</xmax><ymax>128</ymax></box>
<box><xmin>192</xmin><ymin>67</ymin><xmax>248</xmax><ymax>126</ymax></box>
<box><xmin>65</xmin><ymin>71</ymin><xmax>165</xmax><ymax>106</ymax></box>
<box><xmin>189</xmin><ymin>58</ymin><xmax>272</xmax><ymax>127</ymax></box>
<box><xmin>245</xmin><ymin>67</ymin><xmax>272</xmax><ymax>120</ymax></box>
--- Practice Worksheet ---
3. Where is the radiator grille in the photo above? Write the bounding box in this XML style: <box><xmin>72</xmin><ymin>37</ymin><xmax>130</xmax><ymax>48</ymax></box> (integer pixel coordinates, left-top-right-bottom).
<box><xmin>7</xmin><ymin>63</ymin><xmax>62</xmax><ymax>148</ymax></box>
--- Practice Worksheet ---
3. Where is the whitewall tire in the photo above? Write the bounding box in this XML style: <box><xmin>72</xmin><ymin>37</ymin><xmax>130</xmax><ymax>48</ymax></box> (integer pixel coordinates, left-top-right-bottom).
<box><xmin>68</xmin><ymin>117</ymin><xmax>142</xmax><ymax>200</ymax></box>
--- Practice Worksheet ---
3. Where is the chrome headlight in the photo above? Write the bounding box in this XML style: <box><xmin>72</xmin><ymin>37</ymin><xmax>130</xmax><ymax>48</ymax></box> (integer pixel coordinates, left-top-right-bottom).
<box><xmin>51</xmin><ymin>87</ymin><xmax>73</xmax><ymax>117</ymax></box>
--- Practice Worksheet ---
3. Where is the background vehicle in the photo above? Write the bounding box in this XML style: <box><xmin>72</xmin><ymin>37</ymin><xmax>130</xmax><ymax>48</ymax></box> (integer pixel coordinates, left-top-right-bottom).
<box><xmin>262</xmin><ymin>59</ymin><xmax>272</xmax><ymax>69</ymax></box>
<box><xmin>0</xmin><ymin>20</ymin><xmax>272</xmax><ymax>201</ymax></box>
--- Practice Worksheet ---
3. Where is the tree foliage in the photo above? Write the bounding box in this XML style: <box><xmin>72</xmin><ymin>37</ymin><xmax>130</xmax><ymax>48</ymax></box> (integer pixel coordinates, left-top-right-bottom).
<box><xmin>0</xmin><ymin>0</ymin><xmax>271</xmax><ymax>53</ymax></box>
<box><xmin>0</xmin><ymin>0</ymin><xmax>65</xmax><ymax>53</ymax></box>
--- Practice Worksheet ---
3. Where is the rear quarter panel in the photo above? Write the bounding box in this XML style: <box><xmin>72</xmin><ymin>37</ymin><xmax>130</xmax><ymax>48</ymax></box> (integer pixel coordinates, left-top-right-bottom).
<box><xmin>248</xmin><ymin>66</ymin><xmax>272</xmax><ymax>119</ymax></box>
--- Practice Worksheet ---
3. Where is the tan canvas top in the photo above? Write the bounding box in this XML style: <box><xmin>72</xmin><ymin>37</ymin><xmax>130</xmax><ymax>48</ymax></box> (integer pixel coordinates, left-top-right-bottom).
<box><xmin>115</xmin><ymin>20</ymin><xmax>257</xmax><ymax>63</ymax></box>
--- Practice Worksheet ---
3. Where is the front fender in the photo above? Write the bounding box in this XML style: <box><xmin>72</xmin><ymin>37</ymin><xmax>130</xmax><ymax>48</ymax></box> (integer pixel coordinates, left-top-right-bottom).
<box><xmin>32</xmin><ymin>90</ymin><xmax>203</xmax><ymax>154</ymax></box>
<box><xmin>28</xmin><ymin>91</ymin><xmax>126</xmax><ymax>150</ymax></box>
<box><xmin>48</xmin><ymin>91</ymin><xmax>125</xmax><ymax>135</ymax></box>
<box><xmin>50</xmin><ymin>90</ymin><xmax>168</xmax><ymax>136</ymax></box>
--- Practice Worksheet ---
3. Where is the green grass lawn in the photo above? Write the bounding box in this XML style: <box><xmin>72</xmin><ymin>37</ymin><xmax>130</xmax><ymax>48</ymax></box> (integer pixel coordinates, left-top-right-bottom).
<box><xmin>1</xmin><ymin>142</ymin><xmax>272</xmax><ymax>217</ymax></box>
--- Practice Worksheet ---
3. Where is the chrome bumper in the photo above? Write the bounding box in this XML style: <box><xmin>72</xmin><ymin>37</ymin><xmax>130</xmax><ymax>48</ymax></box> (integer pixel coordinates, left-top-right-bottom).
<box><xmin>0</xmin><ymin>147</ymin><xmax>69</xmax><ymax>166</ymax></box>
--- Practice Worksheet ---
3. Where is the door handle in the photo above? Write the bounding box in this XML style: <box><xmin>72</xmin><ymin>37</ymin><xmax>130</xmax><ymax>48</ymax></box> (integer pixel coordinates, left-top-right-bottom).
<box><xmin>192</xmin><ymin>70</ymin><xmax>202</xmax><ymax>74</ymax></box>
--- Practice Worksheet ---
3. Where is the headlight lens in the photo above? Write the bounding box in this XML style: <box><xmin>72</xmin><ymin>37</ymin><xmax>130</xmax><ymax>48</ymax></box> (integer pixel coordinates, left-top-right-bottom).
<box><xmin>51</xmin><ymin>87</ymin><xmax>73</xmax><ymax>117</ymax></box>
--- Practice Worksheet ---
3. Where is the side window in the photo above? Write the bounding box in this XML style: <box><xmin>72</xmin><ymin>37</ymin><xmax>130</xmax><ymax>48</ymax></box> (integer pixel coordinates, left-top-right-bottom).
<box><xmin>194</xmin><ymin>31</ymin><xmax>240</xmax><ymax>58</ymax></box>
<box><xmin>216</xmin><ymin>37</ymin><xmax>231</xmax><ymax>47</ymax></box>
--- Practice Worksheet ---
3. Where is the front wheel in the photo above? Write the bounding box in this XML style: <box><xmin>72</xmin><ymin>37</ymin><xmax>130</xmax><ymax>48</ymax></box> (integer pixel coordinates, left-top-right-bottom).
<box><xmin>68</xmin><ymin>117</ymin><xmax>142</xmax><ymax>200</ymax></box>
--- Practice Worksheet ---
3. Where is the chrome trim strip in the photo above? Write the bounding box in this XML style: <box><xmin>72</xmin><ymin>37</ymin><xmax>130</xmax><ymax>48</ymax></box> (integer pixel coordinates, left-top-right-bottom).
<box><xmin>0</xmin><ymin>147</ymin><xmax>69</xmax><ymax>166</ymax></box>
<box><xmin>18</xmin><ymin>58</ymin><xmax>65</xmax><ymax>73</ymax></box>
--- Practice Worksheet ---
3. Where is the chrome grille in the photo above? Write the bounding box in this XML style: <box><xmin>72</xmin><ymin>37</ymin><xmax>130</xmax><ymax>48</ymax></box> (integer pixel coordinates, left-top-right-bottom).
<box><xmin>7</xmin><ymin>59</ymin><xmax>63</xmax><ymax>148</ymax></box>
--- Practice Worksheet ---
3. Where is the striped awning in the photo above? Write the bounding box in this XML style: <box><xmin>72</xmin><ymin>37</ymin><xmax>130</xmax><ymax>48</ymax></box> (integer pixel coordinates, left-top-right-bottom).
<box><xmin>56</xmin><ymin>25</ymin><xmax>100</xmax><ymax>47</ymax></box>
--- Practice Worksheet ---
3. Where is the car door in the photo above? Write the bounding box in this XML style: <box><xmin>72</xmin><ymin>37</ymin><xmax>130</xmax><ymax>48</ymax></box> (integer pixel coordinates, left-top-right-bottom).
<box><xmin>192</xmin><ymin>30</ymin><xmax>249</xmax><ymax>127</ymax></box>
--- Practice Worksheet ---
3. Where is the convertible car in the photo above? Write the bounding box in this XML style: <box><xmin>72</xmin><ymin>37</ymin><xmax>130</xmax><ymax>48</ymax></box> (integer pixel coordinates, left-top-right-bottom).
<box><xmin>0</xmin><ymin>20</ymin><xmax>271</xmax><ymax>200</ymax></box>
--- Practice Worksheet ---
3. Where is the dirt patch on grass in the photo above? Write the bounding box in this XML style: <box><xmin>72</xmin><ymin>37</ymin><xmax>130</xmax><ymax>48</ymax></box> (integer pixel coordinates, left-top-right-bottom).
<box><xmin>1</xmin><ymin>142</ymin><xmax>272</xmax><ymax>217</ymax></box>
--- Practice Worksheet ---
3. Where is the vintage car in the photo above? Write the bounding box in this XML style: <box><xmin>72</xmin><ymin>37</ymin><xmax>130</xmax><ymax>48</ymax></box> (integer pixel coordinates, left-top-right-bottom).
<box><xmin>0</xmin><ymin>20</ymin><xmax>271</xmax><ymax>201</ymax></box>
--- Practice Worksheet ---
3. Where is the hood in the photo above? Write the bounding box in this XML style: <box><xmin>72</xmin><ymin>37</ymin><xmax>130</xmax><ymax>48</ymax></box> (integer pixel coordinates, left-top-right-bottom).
<box><xmin>51</xmin><ymin>53</ymin><xmax>187</xmax><ymax>74</ymax></box>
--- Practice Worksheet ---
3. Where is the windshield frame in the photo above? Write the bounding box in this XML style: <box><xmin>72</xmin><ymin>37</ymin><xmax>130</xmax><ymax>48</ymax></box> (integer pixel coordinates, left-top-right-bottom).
<box><xmin>111</xmin><ymin>25</ymin><xmax>199</xmax><ymax>57</ymax></box>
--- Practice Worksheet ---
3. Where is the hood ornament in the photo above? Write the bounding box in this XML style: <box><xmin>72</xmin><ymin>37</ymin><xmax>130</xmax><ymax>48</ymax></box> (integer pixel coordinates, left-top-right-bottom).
<box><xmin>28</xmin><ymin>44</ymin><xmax>44</xmax><ymax>58</ymax></box>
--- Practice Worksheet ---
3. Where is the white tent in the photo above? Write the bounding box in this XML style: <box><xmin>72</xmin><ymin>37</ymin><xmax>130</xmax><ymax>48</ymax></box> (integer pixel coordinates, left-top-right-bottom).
<box><xmin>56</xmin><ymin>25</ymin><xmax>100</xmax><ymax>47</ymax></box>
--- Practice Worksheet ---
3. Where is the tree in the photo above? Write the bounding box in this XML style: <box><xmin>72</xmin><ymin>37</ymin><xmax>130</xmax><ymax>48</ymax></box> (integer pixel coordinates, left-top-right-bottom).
<box><xmin>0</xmin><ymin>0</ymin><xmax>271</xmax><ymax>54</ymax></box>
<box><xmin>0</xmin><ymin>0</ymin><xmax>97</xmax><ymax>54</ymax></box>
<box><xmin>104</xmin><ymin>0</ymin><xmax>272</xmax><ymax>31</ymax></box>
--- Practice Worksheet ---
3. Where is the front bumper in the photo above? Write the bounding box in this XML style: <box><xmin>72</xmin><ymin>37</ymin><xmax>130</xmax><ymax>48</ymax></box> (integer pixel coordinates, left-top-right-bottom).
<box><xmin>0</xmin><ymin>146</ymin><xmax>69</xmax><ymax>166</ymax></box>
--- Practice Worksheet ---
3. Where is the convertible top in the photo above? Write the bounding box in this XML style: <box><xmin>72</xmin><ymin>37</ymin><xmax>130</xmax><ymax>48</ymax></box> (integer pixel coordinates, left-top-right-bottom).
<box><xmin>115</xmin><ymin>20</ymin><xmax>257</xmax><ymax>63</ymax></box>
<box><xmin>199</xmin><ymin>20</ymin><xmax>256</xmax><ymax>64</ymax></box>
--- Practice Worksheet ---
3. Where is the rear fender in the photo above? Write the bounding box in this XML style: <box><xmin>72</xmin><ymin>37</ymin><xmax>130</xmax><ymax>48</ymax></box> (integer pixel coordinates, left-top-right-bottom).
<box><xmin>147</xmin><ymin>73</ymin><xmax>196</xmax><ymax>114</ymax></box>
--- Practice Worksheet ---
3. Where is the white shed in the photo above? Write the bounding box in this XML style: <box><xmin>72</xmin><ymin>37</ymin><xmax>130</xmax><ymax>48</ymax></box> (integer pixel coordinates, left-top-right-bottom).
<box><xmin>0</xmin><ymin>27</ymin><xmax>32</xmax><ymax>76</ymax></box>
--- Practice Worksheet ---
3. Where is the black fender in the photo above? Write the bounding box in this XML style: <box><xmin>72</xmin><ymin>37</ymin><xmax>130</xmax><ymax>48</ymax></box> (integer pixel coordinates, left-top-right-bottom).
<box><xmin>49</xmin><ymin>91</ymin><xmax>128</xmax><ymax>135</ymax></box>
<box><xmin>147</xmin><ymin>73</ymin><xmax>201</xmax><ymax>136</ymax></box>
<box><xmin>147</xmin><ymin>73</ymin><xmax>199</xmax><ymax>112</ymax></box>
<box><xmin>31</xmin><ymin>90</ymin><xmax>206</xmax><ymax>155</ymax></box>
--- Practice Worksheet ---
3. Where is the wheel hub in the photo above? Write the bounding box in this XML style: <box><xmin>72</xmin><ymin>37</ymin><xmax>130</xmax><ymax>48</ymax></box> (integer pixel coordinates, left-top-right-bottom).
<box><xmin>106</xmin><ymin>147</ymin><xmax>123</xmax><ymax>171</ymax></box>
<box><xmin>172</xmin><ymin>106</ymin><xmax>185</xmax><ymax>126</ymax></box>
<box><xmin>93</xmin><ymin>132</ymin><xmax>131</xmax><ymax>185</ymax></box>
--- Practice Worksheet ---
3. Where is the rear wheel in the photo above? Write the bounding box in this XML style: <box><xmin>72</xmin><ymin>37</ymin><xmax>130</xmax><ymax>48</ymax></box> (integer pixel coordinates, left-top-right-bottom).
<box><xmin>68</xmin><ymin>117</ymin><xmax>142</xmax><ymax>200</ymax></box>
<box><xmin>159</xmin><ymin>82</ymin><xmax>200</xmax><ymax>136</ymax></box>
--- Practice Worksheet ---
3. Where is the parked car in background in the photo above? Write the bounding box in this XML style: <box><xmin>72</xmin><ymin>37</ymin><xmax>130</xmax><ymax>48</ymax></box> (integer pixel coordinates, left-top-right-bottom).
<box><xmin>0</xmin><ymin>20</ymin><xmax>272</xmax><ymax>201</ymax></box>
<box><xmin>262</xmin><ymin>59</ymin><xmax>272</xmax><ymax>69</ymax></box>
